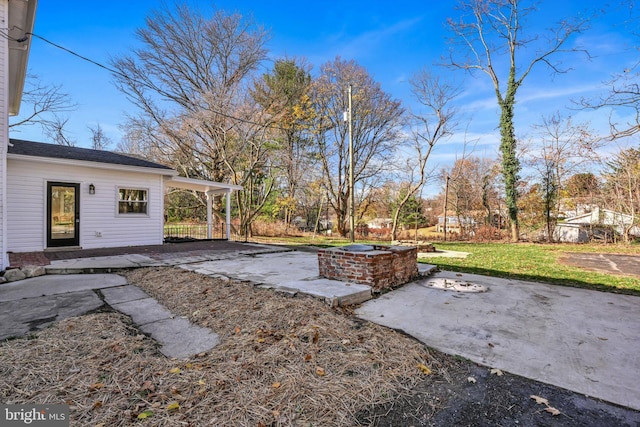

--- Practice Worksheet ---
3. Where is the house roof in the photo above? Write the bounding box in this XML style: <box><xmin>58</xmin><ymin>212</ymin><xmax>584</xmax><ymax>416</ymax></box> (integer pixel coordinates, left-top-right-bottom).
<box><xmin>8</xmin><ymin>139</ymin><xmax>174</xmax><ymax>171</ymax></box>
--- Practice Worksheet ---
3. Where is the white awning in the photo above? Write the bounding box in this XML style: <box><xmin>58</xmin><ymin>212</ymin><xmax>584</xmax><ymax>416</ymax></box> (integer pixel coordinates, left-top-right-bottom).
<box><xmin>165</xmin><ymin>176</ymin><xmax>242</xmax><ymax>194</ymax></box>
<box><xmin>164</xmin><ymin>176</ymin><xmax>242</xmax><ymax>240</ymax></box>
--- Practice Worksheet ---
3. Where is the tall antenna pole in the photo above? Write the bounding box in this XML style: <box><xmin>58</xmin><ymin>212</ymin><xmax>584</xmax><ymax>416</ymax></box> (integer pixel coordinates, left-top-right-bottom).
<box><xmin>348</xmin><ymin>84</ymin><xmax>355</xmax><ymax>243</ymax></box>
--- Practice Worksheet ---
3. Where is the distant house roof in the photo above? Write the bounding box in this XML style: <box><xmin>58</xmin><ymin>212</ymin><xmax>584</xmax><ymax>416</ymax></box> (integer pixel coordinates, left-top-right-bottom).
<box><xmin>8</xmin><ymin>139</ymin><xmax>174</xmax><ymax>171</ymax></box>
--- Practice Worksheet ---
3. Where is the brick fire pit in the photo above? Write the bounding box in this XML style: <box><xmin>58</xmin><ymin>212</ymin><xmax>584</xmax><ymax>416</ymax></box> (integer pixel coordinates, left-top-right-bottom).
<box><xmin>317</xmin><ymin>244</ymin><xmax>419</xmax><ymax>291</ymax></box>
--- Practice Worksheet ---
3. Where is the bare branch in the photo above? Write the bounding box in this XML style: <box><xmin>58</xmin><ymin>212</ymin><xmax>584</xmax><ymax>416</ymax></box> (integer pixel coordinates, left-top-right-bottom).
<box><xmin>43</xmin><ymin>116</ymin><xmax>75</xmax><ymax>146</ymax></box>
<box><xmin>88</xmin><ymin>123</ymin><xmax>112</xmax><ymax>150</ymax></box>
<box><xmin>9</xmin><ymin>74</ymin><xmax>76</xmax><ymax>132</ymax></box>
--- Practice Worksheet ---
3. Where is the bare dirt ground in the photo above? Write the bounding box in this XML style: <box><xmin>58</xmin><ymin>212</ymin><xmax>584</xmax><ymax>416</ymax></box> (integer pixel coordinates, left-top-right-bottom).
<box><xmin>357</xmin><ymin>355</ymin><xmax>640</xmax><ymax>427</ymax></box>
<box><xmin>1</xmin><ymin>266</ymin><xmax>639</xmax><ymax>426</ymax></box>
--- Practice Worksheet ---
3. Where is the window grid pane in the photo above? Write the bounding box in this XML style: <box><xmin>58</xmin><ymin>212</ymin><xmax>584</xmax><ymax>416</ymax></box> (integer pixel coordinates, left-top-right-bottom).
<box><xmin>118</xmin><ymin>188</ymin><xmax>148</xmax><ymax>214</ymax></box>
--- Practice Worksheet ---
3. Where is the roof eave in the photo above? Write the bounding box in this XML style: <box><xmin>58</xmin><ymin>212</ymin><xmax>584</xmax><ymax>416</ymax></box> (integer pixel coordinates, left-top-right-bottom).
<box><xmin>8</xmin><ymin>152</ymin><xmax>178</xmax><ymax>176</ymax></box>
<box><xmin>8</xmin><ymin>0</ymin><xmax>38</xmax><ymax>116</ymax></box>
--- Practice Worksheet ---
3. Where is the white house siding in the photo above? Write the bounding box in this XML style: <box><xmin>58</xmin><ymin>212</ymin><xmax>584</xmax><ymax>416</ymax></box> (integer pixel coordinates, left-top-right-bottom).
<box><xmin>0</xmin><ymin>1</ymin><xmax>8</xmax><ymax>269</ymax></box>
<box><xmin>7</xmin><ymin>158</ymin><xmax>166</xmax><ymax>252</ymax></box>
<box><xmin>553</xmin><ymin>224</ymin><xmax>589</xmax><ymax>243</ymax></box>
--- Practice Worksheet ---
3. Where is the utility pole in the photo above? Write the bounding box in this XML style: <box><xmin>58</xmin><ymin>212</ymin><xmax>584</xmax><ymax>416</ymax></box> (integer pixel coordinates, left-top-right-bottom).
<box><xmin>443</xmin><ymin>175</ymin><xmax>450</xmax><ymax>241</ymax></box>
<box><xmin>347</xmin><ymin>84</ymin><xmax>355</xmax><ymax>242</ymax></box>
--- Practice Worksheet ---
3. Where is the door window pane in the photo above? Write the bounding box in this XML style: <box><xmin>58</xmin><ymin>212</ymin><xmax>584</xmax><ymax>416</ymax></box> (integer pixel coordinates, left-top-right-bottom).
<box><xmin>51</xmin><ymin>186</ymin><xmax>76</xmax><ymax>240</ymax></box>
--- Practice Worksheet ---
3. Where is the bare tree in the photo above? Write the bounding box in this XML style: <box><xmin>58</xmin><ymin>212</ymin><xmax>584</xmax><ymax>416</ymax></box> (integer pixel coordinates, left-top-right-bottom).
<box><xmin>523</xmin><ymin>112</ymin><xmax>599</xmax><ymax>239</ymax></box>
<box><xmin>446</xmin><ymin>0</ymin><xmax>589</xmax><ymax>241</ymax></box>
<box><xmin>310</xmin><ymin>57</ymin><xmax>405</xmax><ymax>237</ymax></box>
<box><xmin>88</xmin><ymin>123</ymin><xmax>112</xmax><ymax>150</ymax></box>
<box><xmin>602</xmin><ymin>146</ymin><xmax>640</xmax><ymax>243</ymax></box>
<box><xmin>111</xmin><ymin>3</ymin><xmax>270</xmax><ymax>237</ymax></box>
<box><xmin>44</xmin><ymin>116</ymin><xmax>75</xmax><ymax>146</ymax></box>
<box><xmin>116</xmin><ymin>122</ymin><xmax>155</xmax><ymax>157</ymax></box>
<box><xmin>390</xmin><ymin>70</ymin><xmax>459</xmax><ymax>241</ymax></box>
<box><xmin>213</xmin><ymin>99</ymin><xmax>279</xmax><ymax>237</ymax></box>
<box><xmin>112</xmin><ymin>3</ymin><xmax>268</xmax><ymax>179</ymax></box>
<box><xmin>445</xmin><ymin>156</ymin><xmax>498</xmax><ymax>237</ymax></box>
<box><xmin>528</xmin><ymin>113</ymin><xmax>600</xmax><ymax>188</ymax></box>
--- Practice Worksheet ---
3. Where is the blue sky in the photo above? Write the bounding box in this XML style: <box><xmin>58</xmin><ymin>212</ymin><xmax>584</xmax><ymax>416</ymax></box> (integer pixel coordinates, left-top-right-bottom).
<box><xmin>10</xmin><ymin>0</ymin><xmax>639</xmax><ymax>178</ymax></box>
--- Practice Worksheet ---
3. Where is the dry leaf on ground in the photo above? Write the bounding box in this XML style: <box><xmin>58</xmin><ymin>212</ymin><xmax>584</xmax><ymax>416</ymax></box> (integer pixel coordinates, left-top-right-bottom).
<box><xmin>545</xmin><ymin>406</ymin><xmax>561</xmax><ymax>416</ymax></box>
<box><xmin>531</xmin><ymin>395</ymin><xmax>550</xmax><ymax>406</ymax></box>
<box><xmin>418</xmin><ymin>363</ymin><xmax>432</xmax><ymax>375</ymax></box>
<box><xmin>531</xmin><ymin>394</ymin><xmax>561</xmax><ymax>416</ymax></box>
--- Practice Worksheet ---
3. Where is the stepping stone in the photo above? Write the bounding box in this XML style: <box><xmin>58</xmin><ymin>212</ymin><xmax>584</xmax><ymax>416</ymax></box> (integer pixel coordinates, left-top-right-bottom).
<box><xmin>139</xmin><ymin>317</ymin><xmax>220</xmax><ymax>359</ymax></box>
<box><xmin>106</xmin><ymin>288</ymin><xmax>221</xmax><ymax>358</ymax></box>
<box><xmin>101</xmin><ymin>285</ymin><xmax>150</xmax><ymax>305</ymax></box>
<box><xmin>0</xmin><ymin>291</ymin><xmax>103</xmax><ymax>340</ymax></box>
<box><xmin>110</xmin><ymin>297</ymin><xmax>173</xmax><ymax>325</ymax></box>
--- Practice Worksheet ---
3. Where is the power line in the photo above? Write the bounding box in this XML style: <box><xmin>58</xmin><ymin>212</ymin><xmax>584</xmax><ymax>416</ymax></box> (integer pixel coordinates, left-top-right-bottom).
<box><xmin>20</xmin><ymin>30</ymin><xmax>291</xmax><ymax>131</ymax></box>
<box><xmin>28</xmin><ymin>32</ymin><xmax>124</xmax><ymax>79</ymax></box>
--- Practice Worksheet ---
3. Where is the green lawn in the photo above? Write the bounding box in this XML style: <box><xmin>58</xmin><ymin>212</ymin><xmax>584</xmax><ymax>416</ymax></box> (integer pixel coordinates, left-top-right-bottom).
<box><xmin>425</xmin><ymin>242</ymin><xmax>640</xmax><ymax>295</ymax></box>
<box><xmin>251</xmin><ymin>236</ymin><xmax>640</xmax><ymax>295</ymax></box>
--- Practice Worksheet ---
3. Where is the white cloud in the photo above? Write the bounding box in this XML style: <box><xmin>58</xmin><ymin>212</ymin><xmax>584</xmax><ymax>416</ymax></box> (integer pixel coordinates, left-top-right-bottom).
<box><xmin>334</xmin><ymin>16</ymin><xmax>424</xmax><ymax>60</ymax></box>
<box><xmin>519</xmin><ymin>82</ymin><xmax>606</xmax><ymax>104</ymax></box>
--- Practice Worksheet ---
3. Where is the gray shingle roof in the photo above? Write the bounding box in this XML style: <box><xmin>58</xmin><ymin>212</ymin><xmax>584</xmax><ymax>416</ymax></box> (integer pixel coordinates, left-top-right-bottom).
<box><xmin>8</xmin><ymin>139</ymin><xmax>174</xmax><ymax>171</ymax></box>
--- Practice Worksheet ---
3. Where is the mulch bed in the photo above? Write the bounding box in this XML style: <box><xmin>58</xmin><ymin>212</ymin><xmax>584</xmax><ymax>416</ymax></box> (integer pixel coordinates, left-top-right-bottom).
<box><xmin>0</xmin><ymin>267</ymin><xmax>442</xmax><ymax>426</ymax></box>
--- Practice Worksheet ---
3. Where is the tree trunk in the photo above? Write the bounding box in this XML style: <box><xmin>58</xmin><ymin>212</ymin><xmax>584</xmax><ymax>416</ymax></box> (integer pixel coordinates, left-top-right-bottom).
<box><xmin>499</xmin><ymin>73</ymin><xmax>521</xmax><ymax>243</ymax></box>
<box><xmin>391</xmin><ymin>208</ymin><xmax>401</xmax><ymax>241</ymax></box>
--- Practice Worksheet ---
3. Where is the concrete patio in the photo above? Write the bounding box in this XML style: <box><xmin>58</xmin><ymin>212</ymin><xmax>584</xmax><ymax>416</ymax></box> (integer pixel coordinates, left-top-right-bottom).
<box><xmin>1</xmin><ymin>241</ymin><xmax>639</xmax><ymax>413</ymax></box>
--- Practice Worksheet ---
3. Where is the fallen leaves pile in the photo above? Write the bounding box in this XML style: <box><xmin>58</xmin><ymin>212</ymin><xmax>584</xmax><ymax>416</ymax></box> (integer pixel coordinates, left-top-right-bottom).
<box><xmin>0</xmin><ymin>267</ymin><xmax>442</xmax><ymax>426</ymax></box>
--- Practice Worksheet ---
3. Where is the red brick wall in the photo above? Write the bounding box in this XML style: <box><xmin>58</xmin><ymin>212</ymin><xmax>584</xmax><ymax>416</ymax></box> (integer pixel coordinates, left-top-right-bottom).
<box><xmin>317</xmin><ymin>246</ymin><xmax>418</xmax><ymax>291</ymax></box>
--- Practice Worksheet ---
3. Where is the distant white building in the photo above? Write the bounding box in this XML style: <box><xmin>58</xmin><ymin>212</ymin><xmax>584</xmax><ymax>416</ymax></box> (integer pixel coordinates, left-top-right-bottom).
<box><xmin>554</xmin><ymin>207</ymin><xmax>640</xmax><ymax>243</ymax></box>
<box><xmin>436</xmin><ymin>215</ymin><xmax>478</xmax><ymax>234</ymax></box>
<box><xmin>367</xmin><ymin>218</ymin><xmax>392</xmax><ymax>229</ymax></box>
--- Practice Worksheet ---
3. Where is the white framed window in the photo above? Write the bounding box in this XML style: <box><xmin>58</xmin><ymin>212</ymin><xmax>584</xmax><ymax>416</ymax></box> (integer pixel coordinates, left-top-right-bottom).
<box><xmin>118</xmin><ymin>188</ymin><xmax>148</xmax><ymax>215</ymax></box>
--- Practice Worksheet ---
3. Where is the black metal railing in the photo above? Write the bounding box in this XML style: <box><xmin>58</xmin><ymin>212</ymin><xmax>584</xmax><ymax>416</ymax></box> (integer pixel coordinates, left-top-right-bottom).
<box><xmin>164</xmin><ymin>222</ymin><xmax>224</xmax><ymax>241</ymax></box>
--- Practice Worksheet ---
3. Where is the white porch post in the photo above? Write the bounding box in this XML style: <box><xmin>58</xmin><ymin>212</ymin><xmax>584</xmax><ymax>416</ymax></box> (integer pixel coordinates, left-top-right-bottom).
<box><xmin>206</xmin><ymin>191</ymin><xmax>213</xmax><ymax>239</ymax></box>
<box><xmin>226</xmin><ymin>189</ymin><xmax>231</xmax><ymax>240</ymax></box>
